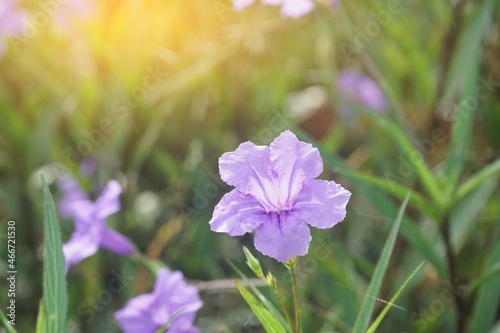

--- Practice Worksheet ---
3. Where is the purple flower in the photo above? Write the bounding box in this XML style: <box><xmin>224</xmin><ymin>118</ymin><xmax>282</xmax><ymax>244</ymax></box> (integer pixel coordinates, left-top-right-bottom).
<box><xmin>58</xmin><ymin>176</ymin><xmax>135</xmax><ymax>272</ymax></box>
<box><xmin>337</xmin><ymin>69</ymin><xmax>388</xmax><ymax>116</ymax></box>
<box><xmin>209</xmin><ymin>131</ymin><xmax>351</xmax><ymax>262</ymax></box>
<box><xmin>234</xmin><ymin>0</ymin><xmax>315</xmax><ymax>18</ymax></box>
<box><xmin>0</xmin><ymin>0</ymin><xmax>25</xmax><ymax>56</ymax></box>
<box><xmin>79</xmin><ymin>158</ymin><xmax>97</xmax><ymax>178</ymax></box>
<box><xmin>114</xmin><ymin>269</ymin><xmax>202</xmax><ymax>333</ymax></box>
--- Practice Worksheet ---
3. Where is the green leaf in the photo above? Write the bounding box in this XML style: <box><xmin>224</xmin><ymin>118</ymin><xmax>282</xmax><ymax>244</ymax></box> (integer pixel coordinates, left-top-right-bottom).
<box><xmin>307</xmin><ymin>127</ymin><xmax>440</xmax><ymax>220</ymax></box>
<box><xmin>337</xmin><ymin>169</ymin><xmax>439</xmax><ymax>220</ymax></box>
<box><xmin>450</xmin><ymin>180</ymin><xmax>498</xmax><ymax>252</ymax></box>
<box><xmin>352</xmin><ymin>192</ymin><xmax>410</xmax><ymax>333</ymax></box>
<box><xmin>296</xmin><ymin>129</ymin><xmax>448</xmax><ymax>278</ymax></box>
<box><xmin>366</xmin><ymin>261</ymin><xmax>425</xmax><ymax>333</ymax></box>
<box><xmin>370</xmin><ymin>116</ymin><xmax>443</xmax><ymax>208</ymax></box>
<box><xmin>468</xmin><ymin>238</ymin><xmax>500</xmax><ymax>333</ymax></box>
<box><xmin>41</xmin><ymin>174</ymin><xmax>68</xmax><ymax>333</ymax></box>
<box><xmin>453</xmin><ymin>159</ymin><xmax>500</xmax><ymax>205</ymax></box>
<box><xmin>442</xmin><ymin>0</ymin><xmax>496</xmax><ymax>201</ymax></box>
<box><xmin>226</xmin><ymin>259</ymin><xmax>291</xmax><ymax>332</ymax></box>
<box><xmin>36</xmin><ymin>301</ymin><xmax>45</xmax><ymax>333</ymax></box>
<box><xmin>0</xmin><ymin>307</ymin><xmax>17</xmax><ymax>333</ymax></box>
<box><xmin>399</xmin><ymin>218</ymin><xmax>448</xmax><ymax>279</ymax></box>
<box><xmin>234</xmin><ymin>279</ymin><xmax>287</xmax><ymax>333</ymax></box>
<box><xmin>467</xmin><ymin>262</ymin><xmax>500</xmax><ymax>296</ymax></box>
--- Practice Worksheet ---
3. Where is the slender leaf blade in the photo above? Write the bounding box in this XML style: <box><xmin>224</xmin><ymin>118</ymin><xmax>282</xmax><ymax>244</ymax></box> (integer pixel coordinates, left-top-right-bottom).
<box><xmin>468</xmin><ymin>263</ymin><xmax>500</xmax><ymax>296</ymax></box>
<box><xmin>442</xmin><ymin>0</ymin><xmax>496</xmax><ymax>200</ymax></box>
<box><xmin>450</xmin><ymin>180</ymin><xmax>498</xmax><ymax>252</ymax></box>
<box><xmin>454</xmin><ymin>159</ymin><xmax>500</xmax><ymax>204</ymax></box>
<box><xmin>234</xmin><ymin>280</ymin><xmax>287</xmax><ymax>333</ymax></box>
<box><xmin>352</xmin><ymin>193</ymin><xmax>410</xmax><ymax>333</ymax></box>
<box><xmin>41</xmin><ymin>174</ymin><xmax>68</xmax><ymax>333</ymax></box>
<box><xmin>36</xmin><ymin>300</ymin><xmax>45</xmax><ymax>333</ymax></box>
<box><xmin>0</xmin><ymin>308</ymin><xmax>17</xmax><ymax>333</ymax></box>
<box><xmin>227</xmin><ymin>259</ymin><xmax>291</xmax><ymax>332</ymax></box>
<box><xmin>366</xmin><ymin>262</ymin><xmax>425</xmax><ymax>333</ymax></box>
<box><xmin>337</xmin><ymin>169</ymin><xmax>438</xmax><ymax>220</ymax></box>
<box><xmin>370</xmin><ymin>116</ymin><xmax>443</xmax><ymax>207</ymax></box>
<box><xmin>298</xmin><ymin>129</ymin><xmax>448</xmax><ymax>278</ymax></box>
<box><xmin>468</xmin><ymin>236</ymin><xmax>500</xmax><ymax>333</ymax></box>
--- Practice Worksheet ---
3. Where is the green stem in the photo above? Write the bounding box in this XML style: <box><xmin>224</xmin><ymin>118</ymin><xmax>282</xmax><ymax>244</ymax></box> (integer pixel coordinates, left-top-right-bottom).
<box><xmin>269</xmin><ymin>280</ymin><xmax>295</xmax><ymax>332</ymax></box>
<box><xmin>286</xmin><ymin>258</ymin><xmax>301</xmax><ymax>333</ymax></box>
<box><xmin>131</xmin><ymin>251</ymin><xmax>165</xmax><ymax>275</ymax></box>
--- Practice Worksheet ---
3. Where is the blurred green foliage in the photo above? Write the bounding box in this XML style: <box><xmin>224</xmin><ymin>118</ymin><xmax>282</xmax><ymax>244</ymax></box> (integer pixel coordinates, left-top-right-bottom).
<box><xmin>0</xmin><ymin>0</ymin><xmax>500</xmax><ymax>332</ymax></box>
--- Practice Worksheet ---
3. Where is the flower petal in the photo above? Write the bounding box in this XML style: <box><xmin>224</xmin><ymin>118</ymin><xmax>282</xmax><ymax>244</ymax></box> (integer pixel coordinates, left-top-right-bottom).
<box><xmin>209</xmin><ymin>189</ymin><xmax>266</xmax><ymax>236</ymax></box>
<box><xmin>293</xmin><ymin>179</ymin><xmax>351</xmax><ymax>229</ymax></box>
<box><xmin>151</xmin><ymin>270</ymin><xmax>203</xmax><ymax>329</ymax></box>
<box><xmin>219</xmin><ymin>142</ymin><xmax>276</xmax><ymax>209</ymax></box>
<box><xmin>280</xmin><ymin>0</ymin><xmax>314</xmax><ymax>18</ymax></box>
<box><xmin>95</xmin><ymin>180</ymin><xmax>122</xmax><ymax>219</ymax></box>
<box><xmin>63</xmin><ymin>229</ymin><xmax>99</xmax><ymax>272</ymax></box>
<box><xmin>269</xmin><ymin>131</ymin><xmax>323</xmax><ymax>207</ymax></box>
<box><xmin>254</xmin><ymin>211</ymin><xmax>311</xmax><ymax>262</ymax></box>
<box><xmin>57</xmin><ymin>175</ymin><xmax>89</xmax><ymax>218</ymax></box>
<box><xmin>99</xmin><ymin>227</ymin><xmax>135</xmax><ymax>255</ymax></box>
<box><xmin>233</xmin><ymin>0</ymin><xmax>255</xmax><ymax>11</ymax></box>
<box><xmin>114</xmin><ymin>294</ymin><xmax>159</xmax><ymax>333</ymax></box>
<box><xmin>262</xmin><ymin>0</ymin><xmax>283</xmax><ymax>5</ymax></box>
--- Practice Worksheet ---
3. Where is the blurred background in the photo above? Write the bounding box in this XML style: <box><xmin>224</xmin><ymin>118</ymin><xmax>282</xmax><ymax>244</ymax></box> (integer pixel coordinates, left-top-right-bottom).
<box><xmin>0</xmin><ymin>0</ymin><xmax>499</xmax><ymax>332</ymax></box>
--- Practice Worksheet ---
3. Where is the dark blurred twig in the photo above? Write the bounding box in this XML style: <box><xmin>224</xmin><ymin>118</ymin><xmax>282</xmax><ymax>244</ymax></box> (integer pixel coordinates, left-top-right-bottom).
<box><xmin>441</xmin><ymin>214</ymin><xmax>468</xmax><ymax>333</ymax></box>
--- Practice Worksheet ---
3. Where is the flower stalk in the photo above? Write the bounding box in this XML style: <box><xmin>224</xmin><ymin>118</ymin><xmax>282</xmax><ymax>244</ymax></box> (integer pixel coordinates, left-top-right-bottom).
<box><xmin>286</xmin><ymin>257</ymin><xmax>301</xmax><ymax>333</ymax></box>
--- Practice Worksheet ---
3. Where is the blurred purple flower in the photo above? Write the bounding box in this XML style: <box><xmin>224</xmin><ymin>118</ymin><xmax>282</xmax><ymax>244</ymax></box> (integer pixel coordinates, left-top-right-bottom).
<box><xmin>79</xmin><ymin>158</ymin><xmax>97</xmax><ymax>178</ymax></box>
<box><xmin>0</xmin><ymin>0</ymin><xmax>25</xmax><ymax>56</ymax></box>
<box><xmin>58</xmin><ymin>176</ymin><xmax>134</xmax><ymax>272</ymax></box>
<box><xmin>209</xmin><ymin>131</ymin><xmax>351</xmax><ymax>262</ymax></box>
<box><xmin>234</xmin><ymin>0</ymin><xmax>314</xmax><ymax>18</ymax></box>
<box><xmin>337</xmin><ymin>69</ymin><xmax>388</xmax><ymax>116</ymax></box>
<box><xmin>42</xmin><ymin>0</ymin><xmax>95</xmax><ymax>27</ymax></box>
<box><xmin>114</xmin><ymin>269</ymin><xmax>202</xmax><ymax>333</ymax></box>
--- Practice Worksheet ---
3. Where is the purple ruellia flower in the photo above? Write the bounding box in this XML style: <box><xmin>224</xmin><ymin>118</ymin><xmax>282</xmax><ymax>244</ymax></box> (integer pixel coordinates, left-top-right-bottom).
<box><xmin>337</xmin><ymin>69</ymin><xmax>388</xmax><ymax>116</ymax></box>
<box><xmin>114</xmin><ymin>268</ymin><xmax>202</xmax><ymax>333</ymax></box>
<box><xmin>234</xmin><ymin>0</ymin><xmax>314</xmax><ymax>18</ymax></box>
<box><xmin>58</xmin><ymin>175</ymin><xmax>134</xmax><ymax>272</ymax></box>
<box><xmin>0</xmin><ymin>0</ymin><xmax>25</xmax><ymax>56</ymax></box>
<box><xmin>209</xmin><ymin>131</ymin><xmax>351</xmax><ymax>262</ymax></box>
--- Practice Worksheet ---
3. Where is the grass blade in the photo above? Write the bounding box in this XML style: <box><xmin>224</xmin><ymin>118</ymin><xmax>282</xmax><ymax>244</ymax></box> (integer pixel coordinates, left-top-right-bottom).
<box><xmin>453</xmin><ymin>159</ymin><xmax>500</xmax><ymax>204</ymax></box>
<box><xmin>234</xmin><ymin>280</ymin><xmax>287</xmax><ymax>333</ymax></box>
<box><xmin>370</xmin><ymin>116</ymin><xmax>443</xmax><ymax>207</ymax></box>
<box><xmin>442</xmin><ymin>0</ymin><xmax>496</xmax><ymax>201</ymax></box>
<box><xmin>41</xmin><ymin>174</ymin><xmax>68</xmax><ymax>333</ymax></box>
<box><xmin>366</xmin><ymin>261</ymin><xmax>425</xmax><ymax>333</ymax></box>
<box><xmin>467</xmin><ymin>262</ymin><xmax>500</xmax><ymax>296</ymax></box>
<box><xmin>337</xmin><ymin>169</ymin><xmax>439</xmax><ymax>220</ymax></box>
<box><xmin>468</xmin><ymin>234</ymin><xmax>500</xmax><ymax>333</ymax></box>
<box><xmin>0</xmin><ymin>308</ymin><xmax>16</xmax><ymax>333</ymax></box>
<box><xmin>297</xmin><ymin>129</ymin><xmax>448</xmax><ymax>277</ymax></box>
<box><xmin>298</xmin><ymin>128</ymin><xmax>440</xmax><ymax>220</ymax></box>
<box><xmin>352</xmin><ymin>192</ymin><xmax>410</xmax><ymax>333</ymax></box>
<box><xmin>450</xmin><ymin>180</ymin><xmax>498</xmax><ymax>252</ymax></box>
<box><xmin>399</xmin><ymin>219</ymin><xmax>448</xmax><ymax>279</ymax></box>
<box><xmin>227</xmin><ymin>259</ymin><xmax>291</xmax><ymax>332</ymax></box>
<box><xmin>35</xmin><ymin>300</ymin><xmax>45</xmax><ymax>333</ymax></box>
